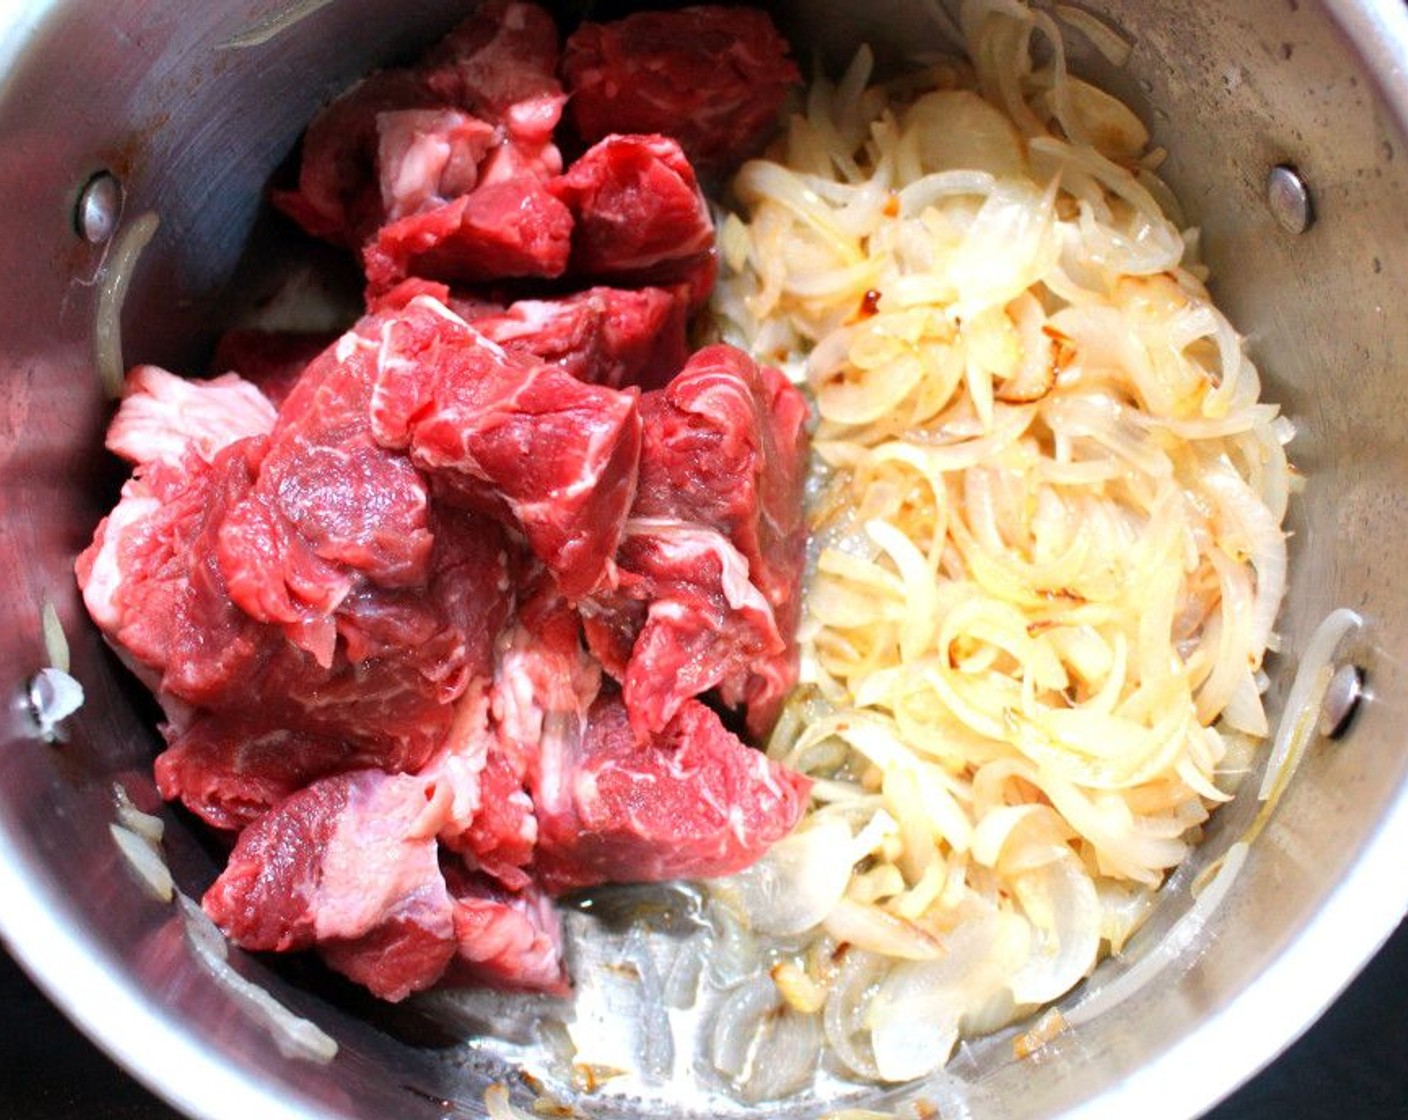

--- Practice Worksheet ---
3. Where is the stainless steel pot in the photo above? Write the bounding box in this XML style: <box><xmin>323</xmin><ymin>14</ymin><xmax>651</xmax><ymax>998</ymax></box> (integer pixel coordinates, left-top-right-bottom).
<box><xmin>2</xmin><ymin>1</ymin><xmax>1407</xmax><ymax>1117</ymax></box>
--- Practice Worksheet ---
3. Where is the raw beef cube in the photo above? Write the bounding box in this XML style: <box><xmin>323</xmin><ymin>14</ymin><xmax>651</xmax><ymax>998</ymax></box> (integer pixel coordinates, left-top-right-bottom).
<box><xmin>152</xmin><ymin>549</ymin><xmax>506</xmax><ymax>824</ymax></box>
<box><xmin>443</xmin><ymin>863</ymin><xmax>569</xmax><ymax>995</ymax></box>
<box><xmin>77</xmin><ymin>439</ymin><xmax>293</xmax><ymax>707</ymax></box>
<box><xmin>532</xmin><ymin>692</ymin><xmax>811</xmax><ymax>895</ymax></box>
<box><xmin>636</xmin><ymin>345</ymin><xmax>809</xmax><ymax>605</ymax></box>
<box><xmin>106</xmin><ymin>365</ymin><xmax>276</xmax><ymax>469</ymax></box>
<box><xmin>211</xmin><ymin>329</ymin><xmax>339</xmax><ymax>410</ymax></box>
<box><xmin>274</xmin><ymin>1</ymin><xmax>565</xmax><ymax>249</ymax></box>
<box><xmin>318</xmin><ymin>886</ymin><xmax>458</xmax><ymax>1004</ymax></box>
<box><xmin>631</xmin><ymin>344</ymin><xmax>810</xmax><ymax>734</ymax></box>
<box><xmin>203</xmin><ymin>768</ymin><xmax>457</xmax><ymax>1002</ymax></box>
<box><xmin>377</xmin><ymin>108</ymin><xmax>497</xmax><ymax>222</ymax></box>
<box><xmin>446</xmin><ymin>583</ymin><xmax>602</xmax><ymax>887</ymax></box>
<box><xmin>81</xmin><ymin>417</ymin><xmax>513</xmax><ymax>818</ymax></box>
<box><xmin>578</xmin><ymin>345</ymin><xmax>810</xmax><ymax>738</ymax></box>
<box><xmin>419</xmin><ymin>0</ymin><xmax>563</xmax><ymax>120</ymax></box>
<box><xmin>465</xmin><ymin>286</ymin><xmax>689</xmax><ymax>389</ymax></box>
<box><xmin>217</xmin><ymin>324</ymin><xmax>436</xmax><ymax>642</ymax></box>
<box><xmin>581</xmin><ymin>518</ymin><xmax>787</xmax><ymax>740</ymax></box>
<box><xmin>272</xmin><ymin>69</ymin><xmax>438</xmax><ymax>247</ymax></box>
<box><xmin>562</xmin><ymin>6</ymin><xmax>799</xmax><ymax>177</ymax></box>
<box><xmin>551</xmin><ymin>135</ymin><xmax>717</xmax><ymax>308</ymax></box>
<box><xmin>154</xmin><ymin>719</ymin><xmax>376</xmax><ymax>832</ymax></box>
<box><xmin>368</xmin><ymin>295</ymin><xmax>641</xmax><ymax>599</ymax></box>
<box><xmin>362</xmin><ymin>175</ymin><xmax>573</xmax><ymax>293</ymax></box>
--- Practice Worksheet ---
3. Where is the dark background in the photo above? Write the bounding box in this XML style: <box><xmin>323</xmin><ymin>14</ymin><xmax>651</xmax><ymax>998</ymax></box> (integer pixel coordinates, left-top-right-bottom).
<box><xmin>3</xmin><ymin>918</ymin><xmax>1407</xmax><ymax>1119</ymax></box>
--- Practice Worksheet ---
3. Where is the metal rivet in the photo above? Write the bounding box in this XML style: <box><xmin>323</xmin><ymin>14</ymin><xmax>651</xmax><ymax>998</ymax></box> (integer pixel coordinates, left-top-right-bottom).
<box><xmin>1267</xmin><ymin>164</ymin><xmax>1314</xmax><ymax>234</ymax></box>
<box><xmin>74</xmin><ymin>171</ymin><xmax>124</xmax><ymax>244</ymax></box>
<box><xmin>1318</xmin><ymin>663</ymin><xmax>1365</xmax><ymax>739</ymax></box>
<box><xmin>26</xmin><ymin>667</ymin><xmax>84</xmax><ymax>742</ymax></box>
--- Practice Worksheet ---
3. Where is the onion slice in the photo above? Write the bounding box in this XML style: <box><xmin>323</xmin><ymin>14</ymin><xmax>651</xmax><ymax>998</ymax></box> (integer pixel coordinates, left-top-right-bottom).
<box><xmin>1258</xmin><ymin>608</ymin><xmax>1362</xmax><ymax>802</ymax></box>
<box><xmin>94</xmin><ymin>211</ymin><xmax>159</xmax><ymax>399</ymax></box>
<box><xmin>178</xmin><ymin>894</ymin><xmax>338</xmax><ymax>1063</ymax></box>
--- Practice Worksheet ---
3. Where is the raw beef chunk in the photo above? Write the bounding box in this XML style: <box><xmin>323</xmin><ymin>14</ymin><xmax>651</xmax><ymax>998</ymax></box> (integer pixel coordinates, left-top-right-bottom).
<box><xmin>367</xmin><ymin>294</ymin><xmax>641</xmax><ymax>599</ymax></box>
<box><xmin>204</xmin><ymin>764</ymin><xmax>572</xmax><ymax>1000</ymax></box>
<box><xmin>463</xmin><ymin>286</ymin><xmax>690</xmax><ymax>390</ymax></box>
<box><xmin>443</xmin><ymin>865</ymin><xmax>569</xmax><ymax>994</ymax></box>
<box><xmin>275</xmin><ymin>0</ymin><xmax>564</xmax><ymax>248</ymax></box>
<box><xmin>78</xmin><ymin>440</ymin><xmax>283</xmax><ymax>708</ymax></box>
<box><xmin>418</xmin><ymin>0</ymin><xmax>564</xmax><ymax>119</ymax></box>
<box><xmin>563</xmin><ymin>6</ymin><xmax>799</xmax><ymax>176</ymax></box>
<box><xmin>211</xmin><ymin>329</ymin><xmax>338</xmax><ymax>409</ymax></box>
<box><xmin>106</xmin><ymin>366</ymin><xmax>277</xmax><ymax>469</ymax></box>
<box><xmin>635</xmin><ymin>344</ymin><xmax>809</xmax><ymax>610</ymax></box>
<box><xmin>204</xmin><ymin>768</ymin><xmax>458</xmax><ymax>1002</ymax></box>
<box><xmin>552</xmin><ymin>134</ymin><xmax>717</xmax><ymax>308</ymax></box>
<box><xmin>363</xmin><ymin>174</ymin><xmax>573</xmax><ymax>292</ymax></box>
<box><xmin>154</xmin><ymin>719</ymin><xmax>380</xmax><ymax>832</ymax></box>
<box><xmin>581</xmin><ymin>519</ymin><xmax>787</xmax><ymax>740</ymax></box>
<box><xmin>532</xmin><ymin>693</ymin><xmax>810</xmax><ymax>895</ymax></box>
<box><xmin>79</xmin><ymin>371</ymin><xmax>514</xmax><ymax>825</ymax></box>
<box><xmin>585</xmin><ymin>345</ymin><xmax>810</xmax><ymax>737</ymax></box>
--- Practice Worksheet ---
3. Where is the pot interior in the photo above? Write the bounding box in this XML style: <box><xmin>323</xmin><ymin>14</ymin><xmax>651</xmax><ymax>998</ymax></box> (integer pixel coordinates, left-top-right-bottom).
<box><xmin>1</xmin><ymin>2</ymin><xmax>1407</xmax><ymax>1118</ymax></box>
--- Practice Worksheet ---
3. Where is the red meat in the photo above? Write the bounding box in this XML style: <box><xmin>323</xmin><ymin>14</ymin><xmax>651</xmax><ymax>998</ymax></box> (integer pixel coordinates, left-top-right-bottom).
<box><xmin>367</xmin><ymin>294</ymin><xmax>641</xmax><ymax>600</ymax></box>
<box><xmin>211</xmin><ymin>329</ymin><xmax>339</xmax><ymax>410</ymax></box>
<box><xmin>552</xmin><ymin>134</ymin><xmax>717</xmax><ymax>308</ymax></box>
<box><xmin>203</xmin><ymin>768</ymin><xmax>457</xmax><ymax>1002</ymax></box>
<box><xmin>443</xmin><ymin>864</ymin><xmax>569</xmax><ymax>995</ymax></box>
<box><xmin>531</xmin><ymin>692</ymin><xmax>811</xmax><ymax>895</ymax></box>
<box><xmin>586</xmin><ymin>344</ymin><xmax>810</xmax><ymax>738</ymax></box>
<box><xmin>581</xmin><ymin>519</ymin><xmax>788</xmax><ymax>740</ymax></box>
<box><xmin>461</xmin><ymin>285</ymin><xmax>690</xmax><ymax>389</ymax></box>
<box><xmin>562</xmin><ymin>6</ymin><xmax>799</xmax><ymax>177</ymax></box>
<box><xmin>362</xmin><ymin>175</ymin><xmax>573</xmax><ymax>293</ymax></box>
<box><xmin>274</xmin><ymin>0</ymin><xmax>565</xmax><ymax>248</ymax></box>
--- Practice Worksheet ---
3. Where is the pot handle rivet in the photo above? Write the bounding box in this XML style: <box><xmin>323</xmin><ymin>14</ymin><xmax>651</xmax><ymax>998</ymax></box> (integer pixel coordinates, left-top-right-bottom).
<box><xmin>1266</xmin><ymin>164</ymin><xmax>1314</xmax><ymax>234</ymax></box>
<box><xmin>74</xmin><ymin>170</ymin><xmax>125</xmax><ymax>245</ymax></box>
<box><xmin>1319</xmin><ymin>663</ymin><xmax>1365</xmax><ymax>739</ymax></box>
<box><xmin>26</xmin><ymin>667</ymin><xmax>84</xmax><ymax>743</ymax></box>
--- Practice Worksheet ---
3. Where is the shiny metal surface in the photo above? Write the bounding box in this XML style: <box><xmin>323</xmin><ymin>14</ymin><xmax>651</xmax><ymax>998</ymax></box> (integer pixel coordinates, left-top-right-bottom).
<box><xmin>1266</xmin><ymin>164</ymin><xmax>1316</xmax><ymax>234</ymax></box>
<box><xmin>0</xmin><ymin>2</ymin><xmax>1406</xmax><ymax>1118</ymax></box>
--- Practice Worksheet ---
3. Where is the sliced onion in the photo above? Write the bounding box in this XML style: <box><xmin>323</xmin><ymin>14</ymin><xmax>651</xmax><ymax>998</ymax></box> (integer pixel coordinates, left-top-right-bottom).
<box><xmin>710</xmin><ymin>974</ymin><xmax>776</xmax><ymax>1078</ymax></box>
<box><xmin>94</xmin><ymin>211</ymin><xmax>159</xmax><ymax>399</ymax></box>
<box><xmin>483</xmin><ymin>1084</ymin><xmax>539</xmax><ymax>1120</ymax></box>
<box><xmin>822</xmin><ymin>948</ymin><xmax>887</xmax><ymax>1080</ymax></box>
<box><xmin>1064</xmin><ymin>841</ymin><xmax>1248</xmax><ymax>1027</ymax></box>
<box><xmin>113</xmin><ymin>783</ymin><xmax>164</xmax><ymax>844</ymax></box>
<box><xmin>824</xmin><ymin>898</ymin><xmax>944</xmax><ymax>961</ymax></box>
<box><xmin>41</xmin><ymin>599</ymin><xmax>70</xmax><ymax>673</ymax></box>
<box><xmin>711</xmin><ymin>974</ymin><xmax>823</xmax><ymax>1102</ymax></box>
<box><xmin>177</xmin><ymin>894</ymin><xmax>338</xmax><ymax>1063</ymax></box>
<box><xmin>903</xmin><ymin>90</ymin><xmax>1027</xmax><ymax>179</ymax></box>
<box><xmin>1053</xmin><ymin>4</ymin><xmax>1133</xmax><ymax>65</ymax></box>
<box><xmin>1007</xmin><ymin>856</ymin><xmax>1101</xmax><ymax>1005</ymax></box>
<box><xmin>1258</xmin><ymin>608</ymin><xmax>1362</xmax><ymax>801</ymax></box>
<box><xmin>221</xmin><ymin>0</ymin><xmax>333</xmax><ymax>49</ymax></box>
<box><xmin>109</xmin><ymin>823</ymin><xmax>173</xmax><ymax>903</ymax></box>
<box><xmin>866</xmin><ymin>911</ymin><xmax>1027</xmax><ymax>1081</ymax></box>
<box><xmin>721</xmin><ymin>816</ymin><xmax>856</xmax><ymax>937</ymax></box>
